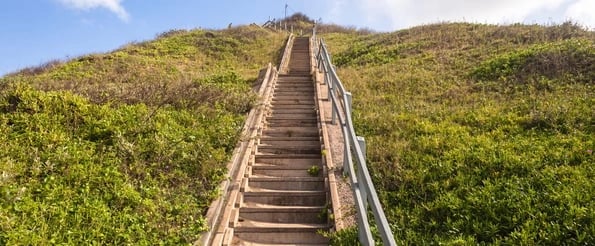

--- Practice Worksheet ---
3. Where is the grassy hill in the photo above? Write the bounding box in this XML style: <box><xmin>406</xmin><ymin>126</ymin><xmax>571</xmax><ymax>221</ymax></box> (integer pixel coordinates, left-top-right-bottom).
<box><xmin>0</xmin><ymin>25</ymin><xmax>285</xmax><ymax>244</ymax></box>
<box><xmin>1</xmin><ymin>15</ymin><xmax>593</xmax><ymax>245</ymax></box>
<box><xmin>321</xmin><ymin>22</ymin><xmax>594</xmax><ymax>244</ymax></box>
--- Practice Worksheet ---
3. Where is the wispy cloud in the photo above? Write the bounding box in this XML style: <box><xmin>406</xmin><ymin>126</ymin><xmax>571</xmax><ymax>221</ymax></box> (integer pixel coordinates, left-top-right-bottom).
<box><xmin>325</xmin><ymin>0</ymin><xmax>593</xmax><ymax>31</ymax></box>
<box><xmin>58</xmin><ymin>0</ymin><xmax>130</xmax><ymax>22</ymax></box>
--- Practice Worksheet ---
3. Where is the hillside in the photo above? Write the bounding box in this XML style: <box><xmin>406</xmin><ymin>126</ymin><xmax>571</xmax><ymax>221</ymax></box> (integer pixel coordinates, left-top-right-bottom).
<box><xmin>1</xmin><ymin>17</ymin><xmax>594</xmax><ymax>245</ymax></box>
<box><xmin>321</xmin><ymin>22</ymin><xmax>594</xmax><ymax>244</ymax></box>
<box><xmin>0</xmin><ymin>25</ymin><xmax>286</xmax><ymax>244</ymax></box>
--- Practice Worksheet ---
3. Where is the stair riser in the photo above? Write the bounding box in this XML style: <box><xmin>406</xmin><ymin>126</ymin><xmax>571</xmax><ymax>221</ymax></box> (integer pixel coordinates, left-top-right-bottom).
<box><xmin>243</xmin><ymin>193</ymin><xmax>326</xmax><ymax>206</ymax></box>
<box><xmin>272</xmin><ymin>87</ymin><xmax>314</xmax><ymax>92</ymax></box>
<box><xmin>270</xmin><ymin>105</ymin><xmax>315</xmax><ymax>110</ymax></box>
<box><xmin>239</xmin><ymin>211</ymin><xmax>325</xmax><ymax>224</ymax></box>
<box><xmin>254</xmin><ymin>157</ymin><xmax>321</xmax><ymax>167</ymax></box>
<box><xmin>258</xmin><ymin>147</ymin><xmax>320</xmax><ymax>155</ymax></box>
<box><xmin>259</xmin><ymin>140</ymin><xmax>320</xmax><ymax>146</ymax></box>
<box><xmin>266</xmin><ymin>122</ymin><xmax>317</xmax><ymax>127</ymax></box>
<box><xmin>270</xmin><ymin>101</ymin><xmax>315</xmax><ymax>107</ymax></box>
<box><xmin>270</xmin><ymin>108</ymin><xmax>316</xmax><ymax>113</ymax></box>
<box><xmin>251</xmin><ymin>168</ymin><xmax>321</xmax><ymax>178</ymax></box>
<box><xmin>233</xmin><ymin>232</ymin><xmax>328</xmax><ymax>244</ymax></box>
<box><xmin>248</xmin><ymin>181</ymin><xmax>325</xmax><ymax>191</ymax></box>
<box><xmin>272</xmin><ymin>95</ymin><xmax>314</xmax><ymax>100</ymax></box>
<box><xmin>271</xmin><ymin>98</ymin><xmax>316</xmax><ymax>105</ymax></box>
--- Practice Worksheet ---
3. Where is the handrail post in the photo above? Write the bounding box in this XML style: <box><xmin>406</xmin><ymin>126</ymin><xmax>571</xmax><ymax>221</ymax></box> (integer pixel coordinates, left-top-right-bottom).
<box><xmin>343</xmin><ymin>138</ymin><xmax>350</xmax><ymax>177</ymax></box>
<box><xmin>357</xmin><ymin>136</ymin><xmax>368</xmax><ymax>209</ymax></box>
<box><xmin>330</xmin><ymin>74</ymin><xmax>336</xmax><ymax>125</ymax></box>
<box><xmin>345</xmin><ymin>92</ymin><xmax>352</xmax><ymax>115</ymax></box>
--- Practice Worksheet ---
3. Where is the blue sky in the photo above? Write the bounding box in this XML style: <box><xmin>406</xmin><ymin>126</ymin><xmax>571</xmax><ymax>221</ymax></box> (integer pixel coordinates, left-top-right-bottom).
<box><xmin>1</xmin><ymin>0</ymin><xmax>593</xmax><ymax>76</ymax></box>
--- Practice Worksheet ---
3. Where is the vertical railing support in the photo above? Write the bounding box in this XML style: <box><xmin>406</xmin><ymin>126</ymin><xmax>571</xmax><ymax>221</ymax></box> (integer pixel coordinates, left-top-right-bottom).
<box><xmin>357</xmin><ymin>136</ymin><xmax>368</xmax><ymax>209</ymax></box>
<box><xmin>330</xmin><ymin>78</ymin><xmax>337</xmax><ymax>125</ymax></box>
<box><xmin>343</xmin><ymin>138</ymin><xmax>350</xmax><ymax>177</ymax></box>
<box><xmin>345</xmin><ymin>92</ymin><xmax>352</xmax><ymax>115</ymax></box>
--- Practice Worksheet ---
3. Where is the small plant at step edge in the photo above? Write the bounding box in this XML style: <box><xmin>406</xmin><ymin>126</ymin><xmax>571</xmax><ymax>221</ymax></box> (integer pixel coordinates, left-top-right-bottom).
<box><xmin>307</xmin><ymin>165</ymin><xmax>321</xmax><ymax>176</ymax></box>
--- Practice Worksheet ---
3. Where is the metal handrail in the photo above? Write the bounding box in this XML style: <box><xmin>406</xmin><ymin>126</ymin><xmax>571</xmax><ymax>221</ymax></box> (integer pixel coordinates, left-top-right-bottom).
<box><xmin>313</xmin><ymin>36</ymin><xmax>397</xmax><ymax>246</ymax></box>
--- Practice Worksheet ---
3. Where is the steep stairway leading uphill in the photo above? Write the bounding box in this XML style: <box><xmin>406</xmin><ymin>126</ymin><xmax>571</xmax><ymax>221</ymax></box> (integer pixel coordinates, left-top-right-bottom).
<box><xmin>214</xmin><ymin>37</ymin><xmax>331</xmax><ymax>245</ymax></box>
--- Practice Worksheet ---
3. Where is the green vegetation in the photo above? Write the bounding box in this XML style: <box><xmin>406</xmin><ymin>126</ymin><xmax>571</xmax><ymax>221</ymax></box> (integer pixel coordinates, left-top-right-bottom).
<box><xmin>308</xmin><ymin>165</ymin><xmax>321</xmax><ymax>176</ymax></box>
<box><xmin>322</xmin><ymin>22</ymin><xmax>594</xmax><ymax>244</ymax></box>
<box><xmin>0</xmin><ymin>25</ymin><xmax>286</xmax><ymax>244</ymax></box>
<box><xmin>2</xmin><ymin>14</ymin><xmax>593</xmax><ymax>245</ymax></box>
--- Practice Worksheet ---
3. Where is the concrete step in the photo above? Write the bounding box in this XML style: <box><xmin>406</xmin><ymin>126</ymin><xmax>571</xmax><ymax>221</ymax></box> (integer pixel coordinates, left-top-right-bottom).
<box><xmin>273</xmin><ymin>90</ymin><xmax>314</xmax><ymax>98</ymax></box>
<box><xmin>247</xmin><ymin>177</ymin><xmax>325</xmax><ymax>191</ymax></box>
<box><xmin>278</xmin><ymin>74</ymin><xmax>311</xmax><ymax>77</ymax></box>
<box><xmin>270</xmin><ymin>100</ymin><xmax>316</xmax><ymax>105</ymax></box>
<box><xmin>254</xmin><ymin>154</ymin><xmax>320</xmax><ymax>162</ymax></box>
<box><xmin>276</xmin><ymin>78</ymin><xmax>312</xmax><ymax>82</ymax></box>
<box><xmin>271</xmin><ymin>98</ymin><xmax>315</xmax><ymax>104</ymax></box>
<box><xmin>243</xmin><ymin>190</ymin><xmax>326</xmax><ymax>206</ymax></box>
<box><xmin>267</xmin><ymin>109</ymin><xmax>316</xmax><ymax>115</ymax></box>
<box><xmin>271</xmin><ymin>105</ymin><xmax>318</xmax><ymax>111</ymax></box>
<box><xmin>270</xmin><ymin>99</ymin><xmax>315</xmax><ymax>105</ymax></box>
<box><xmin>273</xmin><ymin>87</ymin><xmax>314</xmax><ymax>93</ymax></box>
<box><xmin>274</xmin><ymin>86</ymin><xmax>312</xmax><ymax>90</ymax></box>
<box><xmin>266</xmin><ymin>117</ymin><xmax>317</xmax><ymax>123</ymax></box>
<box><xmin>233</xmin><ymin>230</ymin><xmax>328</xmax><ymax>245</ymax></box>
<box><xmin>258</xmin><ymin>136</ymin><xmax>320</xmax><ymax>142</ymax></box>
<box><xmin>253</xmin><ymin>156</ymin><xmax>321</xmax><ymax>169</ymax></box>
<box><xmin>285</xmin><ymin>72</ymin><xmax>312</xmax><ymax>76</ymax></box>
<box><xmin>258</xmin><ymin>145</ymin><xmax>321</xmax><ymax>155</ymax></box>
<box><xmin>269</xmin><ymin>109</ymin><xmax>316</xmax><ymax>116</ymax></box>
<box><xmin>239</xmin><ymin>206</ymin><xmax>326</xmax><ymax>224</ymax></box>
<box><xmin>276</xmin><ymin>79</ymin><xmax>312</xmax><ymax>83</ymax></box>
<box><xmin>235</xmin><ymin>221</ymin><xmax>327</xmax><ymax>233</ymax></box>
<box><xmin>267</xmin><ymin>113</ymin><xmax>317</xmax><ymax>120</ymax></box>
<box><xmin>262</xmin><ymin>127</ymin><xmax>319</xmax><ymax>138</ymax></box>
<box><xmin>270</xmin><ymin>103</ymin><xmax>315</xmax><ymax>109</ymax></box>
<box><xmin>266</xmin><ymin>119</ymin><xmax>317</xmax><ymax>127</ymax></box>
<box><xmin>251</xmin><ymin>167</ymin><xmax>322</xmax><ymax>178</ymax></box>
<box><xmin>274</xmin><ymin>86</ymin><xmax>313</xmax><ymax>91</ymax></box>
<box><xmin>259</xmin><ymin>139</ymin><xmax>320</xmax><ymax>147</ymax></box>
<box><xmin>263</xmin><ymin>125</ymin><xmax>319</xmax><ymax>131</ymax></box>
<box><xmin>271</xmin><ymin>93</ymin><xmax>314</xmax><ymax>98</ymax></box>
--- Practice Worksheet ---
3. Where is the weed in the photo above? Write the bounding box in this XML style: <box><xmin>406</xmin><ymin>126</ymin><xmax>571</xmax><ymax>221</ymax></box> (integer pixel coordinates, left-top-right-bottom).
<box><xmin>308</xmin><ymin>165</ymin><xmax>321</xmax><ymax>176</ymax></box>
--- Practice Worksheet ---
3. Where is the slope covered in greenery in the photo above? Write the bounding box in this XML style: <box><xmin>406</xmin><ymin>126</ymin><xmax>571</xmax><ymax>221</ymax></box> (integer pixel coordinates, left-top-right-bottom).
<box><xmin>0</xmin><ymin>25</ymin><xmax>286</xmax><ymax>244</ymax></box>
<box><xmin>322</xmin><ymin>22</ymin><xmax>594</xmax><ymax>244</ymax></box>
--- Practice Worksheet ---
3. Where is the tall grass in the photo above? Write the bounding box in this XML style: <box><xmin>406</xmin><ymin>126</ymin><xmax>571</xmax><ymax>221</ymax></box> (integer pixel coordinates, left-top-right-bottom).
<box><xmin>323</xmin><ymin>22</ymin><xmax>594</xmax><ymax>245</ymax></box>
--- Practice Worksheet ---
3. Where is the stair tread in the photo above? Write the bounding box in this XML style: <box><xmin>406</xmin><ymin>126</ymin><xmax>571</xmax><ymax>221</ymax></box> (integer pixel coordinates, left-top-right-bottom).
<box><xmin>255</xmin><ymin>153</ymin><xmax>321</xmax><ymax>158</ymax></box>
<box><xmin>248</xmin><ymin>176</ymin><xmax>324</xmax><ymax>182</ymax></box>
<box><xmin>243</xmin><ymin>189</ymin><xmax>326</xmax><ymax>195</ymax></box>
<box><xmin>242</xmin><ymin>202</ymin><xmax>325</xmax><ymax>210</ymax></box>
<box><xmin>235</xmin><ymin>221</ymin><xmax>329</xmax><ymax>230</ymax></box>
<box><xmin>252</xmin><ymin>164</ymin><xmax>319</xmax><ymax>170</ymax></box>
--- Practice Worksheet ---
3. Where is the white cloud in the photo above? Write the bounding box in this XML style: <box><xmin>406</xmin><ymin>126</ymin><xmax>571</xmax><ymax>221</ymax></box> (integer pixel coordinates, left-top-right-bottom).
<box><xmin>58</xmin><ymin>0</ymin><xmax>130</xmax><ymax>22</ymax></box>
<box><xmin>565</xmin><ymin>0</ymin><xmax>595</xmax><ymax>29</ymax></box>
<box><xmin>326</xmin><ymin>0</ymin><xmax>594</xmax><ymax>31</ymax></box>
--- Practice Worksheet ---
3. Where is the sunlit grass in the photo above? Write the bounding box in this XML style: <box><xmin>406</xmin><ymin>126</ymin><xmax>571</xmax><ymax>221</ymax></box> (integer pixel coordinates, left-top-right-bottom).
<box><xmin>0</xmin><ymin>25</ymin><xmax>286</xmax><ymax>244</ymax></box>
<box><xmin>323</xmin><ymin>22</ymin><xmax>594</xmax><ymax>245</ymax></box>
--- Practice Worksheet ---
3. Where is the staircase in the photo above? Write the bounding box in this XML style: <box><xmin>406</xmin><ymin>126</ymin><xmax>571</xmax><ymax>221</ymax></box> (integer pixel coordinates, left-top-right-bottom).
<box><xmin>227</xmin><ymin>37</ymin><xmax>330</xmax><ymax>245</ymax></box>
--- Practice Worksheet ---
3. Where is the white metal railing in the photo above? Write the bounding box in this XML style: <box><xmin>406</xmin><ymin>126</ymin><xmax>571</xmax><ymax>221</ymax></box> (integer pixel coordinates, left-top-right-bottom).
<box><xmin>313</xmin><ymin>35</ymin><xmax>397</xmax><ymax>246</ymax></box>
